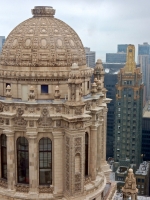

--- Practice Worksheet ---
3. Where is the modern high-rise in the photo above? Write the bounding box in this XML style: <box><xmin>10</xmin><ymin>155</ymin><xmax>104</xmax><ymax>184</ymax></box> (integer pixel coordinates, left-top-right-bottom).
<box><xmin>114</xmin><ymin>45</ymin><xmax>143</xmax><ymax>168</ymax></box>
<box><xmin>0</xmin><ymin>36</ymin><xmax>5</xmax><ymax>53</ymax></box>
<box><xmin>142</xmin><ymin>101</ymin><xmax>150</xmax><ymax>161</ymax></box>
<box><xmin>104</xmin><ymin>69</ymin><xmax>118</xmax><ymax>159</ymax></box>
<box><xmin>106</xmin><ymin>44</ymin><xmax>128</xmax><ymax>63</ymax></box>
<box><xmin>117</xmin><ymin>44</ymin><xmax>128</xmax><ymax>53</ymax></box>
<box><xmin>138</xmin><ymin>42</ymin><xmax>150</xmax><ymax>101</ymax></box>
<box><xmin>84</xmin><ymin>47</ymin><xmax>95</xmax><ymax>68</ymax></box>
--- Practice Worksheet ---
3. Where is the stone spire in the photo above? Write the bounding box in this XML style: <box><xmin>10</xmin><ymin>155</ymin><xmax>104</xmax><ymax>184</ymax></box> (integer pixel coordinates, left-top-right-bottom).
<box><xmin>122</xmin><ymin>169</ymin><xmax>138</xmax><ymax>200</ymax></box>
<box><xmin>54</xmin><ymin>85</ymin><xmax>61</xmax><ymax>100</ymax></box>
<box><xmin>28</xmin><ymin>86</ymin><xmax>35</xmax><ymax>102</ymax></box>
<box><xmin>6</xmin><ymin>85</ymin><xmax>12</xmax><ymax>100</ymax></box>
<box><xmin>91</xmin><ymin>82</ymin><xmax>97</xmax><ymax>97</ymax></box>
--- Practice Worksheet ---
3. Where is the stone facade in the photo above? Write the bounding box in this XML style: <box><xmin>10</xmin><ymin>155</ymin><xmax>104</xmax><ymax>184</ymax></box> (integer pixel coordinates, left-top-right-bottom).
<box><xmin>0</xmin><ymin>6</ymin><xmax>113</xmax><ymax>200</ymax></box>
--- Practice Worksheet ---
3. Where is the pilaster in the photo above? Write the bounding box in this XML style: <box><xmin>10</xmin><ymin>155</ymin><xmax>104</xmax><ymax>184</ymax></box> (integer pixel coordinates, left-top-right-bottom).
<box><xmin>4</xmin><ymin>129</ymin><xmax>15</xmax><ymax>191</ymax></box>
<box><xmin>27</xmin><ymin>135</ymin><xmax>38</xmax><ymax>195</ymax></box>
<box><xmin>53</xmin><ymin>131</ymin><xmax>64</xmax><ymax>196</ymax></box>
<box><xmin>90</xmin><ymin>126</ymin><xmax>97</xmax><ymax>180</ymax></box>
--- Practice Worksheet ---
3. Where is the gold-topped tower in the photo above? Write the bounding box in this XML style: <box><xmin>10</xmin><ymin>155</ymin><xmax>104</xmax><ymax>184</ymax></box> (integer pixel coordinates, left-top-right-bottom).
<box><xmin>124</xmin><ymin>44</ymin><xmax>136</xmax><ymax>73</ymax></box>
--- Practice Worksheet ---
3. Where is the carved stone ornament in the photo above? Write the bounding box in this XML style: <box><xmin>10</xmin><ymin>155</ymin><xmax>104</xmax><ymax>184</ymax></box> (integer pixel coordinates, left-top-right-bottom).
<box><xmin>56</xmin><ymin>106</ymin><xmax>61</xmax><ymax>113</ymax></box>
<box><xmin>0</xmin><ymin>178</ymin><xmax>8</xmax><ymax>188</ymax></box>
<box><xmin>75</xmin><ymin>107</ymin><xmax>82</xmax><ymax>115</ymax></box>
<box><xmin>15</xmin><ymin>184</ymin><xmax>29</xmax><ymax>193</ymax></box>
<box><xmin>0</xmin><ymin>118</ymin><xmax>4</xmax><ymax>125</ymax></box>
<box><xmin>29</xmin><ymin>121</ymin><xmax>34</xmax><ymax>127</ymax></box>
<box><xmin>38</xmin><ymin>108</ymin><xmax>52</xmax><ymax>127</ymax></box>
<box><xmin>0</xmin><ymin>103</ymin><xmax>3</xmax><ymax>112</ymax></box>
<box><xmin>86</xmin><ymin>101</ymin><xmax>91</xmax><ymax>111</ymax></box>
<box><xmin>54</xmin><ymin>85</ymin><xmax>61</xmax><ymax>100</ymax></box>
<box><xmin>75</xmin><ymin>137</ymin><xmax>82</xmax><ymax>146</ymax></box>
<box><xmin>56</xmin><ymin>120</ymin><xmax>61</xmax><ymax>127</ymax></box>
<box><xmin>84</xmin><ymin>176</ymin><xmax>91</xmax><ymax>185</ymax></box>
<box><xmin>39</xmin><ymin>185</ymin><xmax>54</xmax><ymax>193</ymax></box>
<box><xmin>5</xmin><ymin>85</ymin><xmax>12</xmax><ymax>99</ymax></box>
<box><xmin>123</xmin><ymin>169</ymin><xmax>137</xmax><ymax>190</ymax></box>
<box><xmin>75</xmin><ymin>122</ymin><xmax>83</xmax><ymax>129</ymax></box>
<box><xmin>122</xmin><ymin>168</ymin><xmax>138</xmax><ymax>198</ymax></box>
<box><xmin>13</xmin><ymin>108</ymin><xmax>27</xmax><ymax>126</ymax></box>
<box><xmin>28</xmin><ymin>85</ymin><xmax>35</xmax><ymax>101</ymax></box>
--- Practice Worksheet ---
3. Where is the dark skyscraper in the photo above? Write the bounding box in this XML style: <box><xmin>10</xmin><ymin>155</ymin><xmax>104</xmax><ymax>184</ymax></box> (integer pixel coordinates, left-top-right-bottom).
<box><xmin>114</xmin><ymin>45</ymin><xmax>143</xmax><ymax>167</ymax></box>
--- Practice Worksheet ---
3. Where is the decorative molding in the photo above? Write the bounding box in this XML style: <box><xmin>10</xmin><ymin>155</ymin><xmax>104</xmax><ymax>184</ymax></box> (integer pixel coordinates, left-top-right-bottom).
<box><xmin>0</xmin><ymin>178</ymin><xmax>8</xmax><ymax>188</ymax></box>
<box><xmin>39</xmin><ymin>185</ymin><xmax>54</xmax><ymax>193</ymax></box>
<box><xmin>15</xmin><ymin>183</ymin><xmax>29</xmax><ymax>193</ymax></box>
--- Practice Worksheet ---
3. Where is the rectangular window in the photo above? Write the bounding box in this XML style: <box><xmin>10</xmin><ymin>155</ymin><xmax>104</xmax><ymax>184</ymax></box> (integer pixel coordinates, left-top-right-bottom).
<box><xmin>87</xmin><ymin>81</ymin><xmax>90</xmax><ymax>90</ymax></box>
<box><xmin>6</xmin><ymin>83</ymin><xmax>11</xmax><ymax>87</ymax></box>
<box><xmin>41</xmin><ymin>85</ymin><xmax>48</xmax><ymax>94</ymax></box>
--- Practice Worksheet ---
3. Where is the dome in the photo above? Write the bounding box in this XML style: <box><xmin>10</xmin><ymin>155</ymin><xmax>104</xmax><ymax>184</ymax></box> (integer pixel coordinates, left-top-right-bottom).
<box><xmin>0</xmin><ymin>6</ymin><xmax>86</xmax><ymax>68</ymax></box>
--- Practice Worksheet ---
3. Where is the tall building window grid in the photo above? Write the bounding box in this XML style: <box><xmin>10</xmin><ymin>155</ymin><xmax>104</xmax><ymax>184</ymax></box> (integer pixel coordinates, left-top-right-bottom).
<box><xmin>1</xmin><ymin>134</ymin><xmax>7</xmax><ymax>179</ymax></box>
<box><xmin>17</xmin><ymin>137</ymin><xmax>29</xmax><ymax>184</ymax></box>
<box><xmin>39</xmin><ymin>137</ymin><xmax>52</xmax><ymax>185</ymax></box>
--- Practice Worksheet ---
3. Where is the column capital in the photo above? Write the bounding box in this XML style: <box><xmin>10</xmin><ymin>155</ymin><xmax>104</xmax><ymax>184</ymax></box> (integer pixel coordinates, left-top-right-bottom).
<box><xmin>26</xmin><ymin>132</ymin><xmax>38</xmax><ymax>139</ymax></box>
<box><xmin>52</xmin><ymin>131</ymin><xmax>64</xmax><ymax>138</ymax></box>
<box><xmin>3</xmin><ymin>129</ymin><xmax>14</xmax><ymax>136</ymax></box>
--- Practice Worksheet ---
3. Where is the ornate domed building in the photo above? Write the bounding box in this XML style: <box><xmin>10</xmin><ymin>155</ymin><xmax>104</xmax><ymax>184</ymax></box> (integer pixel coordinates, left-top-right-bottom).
<box><xmin>0</xmin><ymin>6</ymin><xmax>115</xmax><ymax>200</ymax></box>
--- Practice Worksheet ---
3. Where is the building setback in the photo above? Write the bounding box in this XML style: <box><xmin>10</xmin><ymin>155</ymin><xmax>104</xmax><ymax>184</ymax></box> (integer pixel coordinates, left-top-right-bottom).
<box><xmin>114</xmin><ymin>45</ymin><xmax>143</xmax><ymax>168</ymax></box>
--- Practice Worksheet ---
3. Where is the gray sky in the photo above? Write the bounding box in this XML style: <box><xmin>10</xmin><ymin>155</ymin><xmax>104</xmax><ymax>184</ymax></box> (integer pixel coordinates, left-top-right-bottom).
<box><xmin>0</xmin><ymin>0</ymin><xmax>149</xmax><ymax>61</ymax></box>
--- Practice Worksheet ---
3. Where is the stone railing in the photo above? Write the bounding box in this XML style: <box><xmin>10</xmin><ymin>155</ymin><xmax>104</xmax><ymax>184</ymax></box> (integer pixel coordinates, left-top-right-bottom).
<box><xmin>15</xmin><ymin>183</ymin><xmax>29</xmax><ymax>193</ymax></box>
<box><xmin>39</xmin><ymin>185</ymin><xmax>54</xmax><ymax>193</ymax></box>
<box><xmin>0</xmin><ymin>178</ymin><xmax>8</xmax><ymax>188</ymax></box>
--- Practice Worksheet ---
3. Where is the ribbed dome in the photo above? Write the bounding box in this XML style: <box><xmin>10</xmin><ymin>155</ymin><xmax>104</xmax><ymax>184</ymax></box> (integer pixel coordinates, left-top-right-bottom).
<box><xmin>0</xmin><ymin>6</ymin><xmax>86</xmax><ymax>68</ymax></box>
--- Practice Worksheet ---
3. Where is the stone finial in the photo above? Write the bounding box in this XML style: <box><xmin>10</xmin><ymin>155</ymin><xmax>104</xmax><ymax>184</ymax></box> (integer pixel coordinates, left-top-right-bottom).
<box><xmin>32</xmin><ymin>6</ymin><xmax>56</xmax><ymax>17</ymax></box>
<box><xmin>94</xmin><ymin>78</ymin><xmax>98</xmax><ymax>85</ymax></box>
<box><xmin>91</xmin><ymin>82</ymin><xmax>97</xmax><ymax>96</ymax></box>
<box><xmin>54</xmin><ymin>85</ymin><xmax>61</xmax><ymax>100</ymax></box>
<box><xmin>28</xmin><ymin>86</ymin><xmax>35</xmax><ymax>102</ymax></box>
<box><xmin>6</xmin><ymin>85</ymin><xmax>12</xmax><ymax>100</ymax></box>
<box><xmin>97</xmin><ymin>80</ymin><xmax>102</xmax><ymax>93</ymax></box>
<box><xmin>122</xmin><ymin>168</ymin><xmax>138</xmax><ymax>200</ymax></box>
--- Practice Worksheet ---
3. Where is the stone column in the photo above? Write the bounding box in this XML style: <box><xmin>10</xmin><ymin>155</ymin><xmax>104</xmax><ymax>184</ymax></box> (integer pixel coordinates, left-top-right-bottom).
<box><xmin>53</xmin><ymin>132</ymin><xmax>64</xmax><ymax>195</ymax></box>
<box><xmin>97</xmin><ymin>124</ymin><xmax>102</xmax><ymax>172</ymax></box>
<box><xmin>90</xmin><ymin>126</ymin><xmax>97</xmax><ymax>180</ymax></box>
<box><xmin>75</xmin><ymin>85</ymin><xmax>80</xmax><ymax>101</ymax></box>
<box><xmin>100</xmin><ymin>109</ymin><xmax>111</xmax><ymax>181</ymax></box>
<box><xmin>68</xmin><ymin>84</ymin><xmax>71</xmax><ymax>101</ymax></box>
<box><xmin>28</xmin><ymin>135</ymin><xmax>38</xmax><ymax>195</ymax></box>
<box><xmin>4</xmin><ymin>130</ymin><xmax>15</xmax><ymax>191</ymax></box>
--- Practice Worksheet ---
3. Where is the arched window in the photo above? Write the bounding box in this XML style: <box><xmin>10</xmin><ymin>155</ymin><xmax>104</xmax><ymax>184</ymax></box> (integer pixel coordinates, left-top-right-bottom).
<box><xmin>17</xmin><ymin>137</ymin><xmax>29</xmax><ymax>184</ymax></box>
<box><xmin>85</xmin><ymin>132</ymin><xmax>89</xmax><ymax>176</ymax></box>
<box><xmin>1</xmin><ymin>134</ymin><xmax>7</xmax><ymax>179</ymax></box>
<box><xmin>39</xmin><ymin>137</ymin><xmax>52</xmax><ymax>185</ymax></box>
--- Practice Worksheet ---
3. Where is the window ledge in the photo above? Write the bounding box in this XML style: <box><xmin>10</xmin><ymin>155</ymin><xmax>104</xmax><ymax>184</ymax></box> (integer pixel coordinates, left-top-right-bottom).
<box><xmin>39</xmin><ymin>185</ymin><xmax>54</xmax><ymax>193</ymax></box>
<box><xmin>15</xmin><ymin>183</ymin><xmax>29</xmax><ymax>193</ymax></box>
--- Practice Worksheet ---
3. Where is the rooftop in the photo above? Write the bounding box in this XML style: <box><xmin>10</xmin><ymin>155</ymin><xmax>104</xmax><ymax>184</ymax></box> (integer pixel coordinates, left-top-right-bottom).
<box><xmin>143</xmin><ymin>101</ymin><xmax>150</xmax><ymax>118</ymax></box>
<box><xmin>135</xmin><ymin>161</ymin><xmax>149</xmax><ymax>176</ymax></box>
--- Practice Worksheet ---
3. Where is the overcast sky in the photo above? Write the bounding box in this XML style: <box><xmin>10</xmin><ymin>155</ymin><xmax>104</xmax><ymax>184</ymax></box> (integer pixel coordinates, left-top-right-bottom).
<box><xmin>0</xmin><ymin>0</ymin><xmax>149</xmax><ymax>62</ymax></box>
